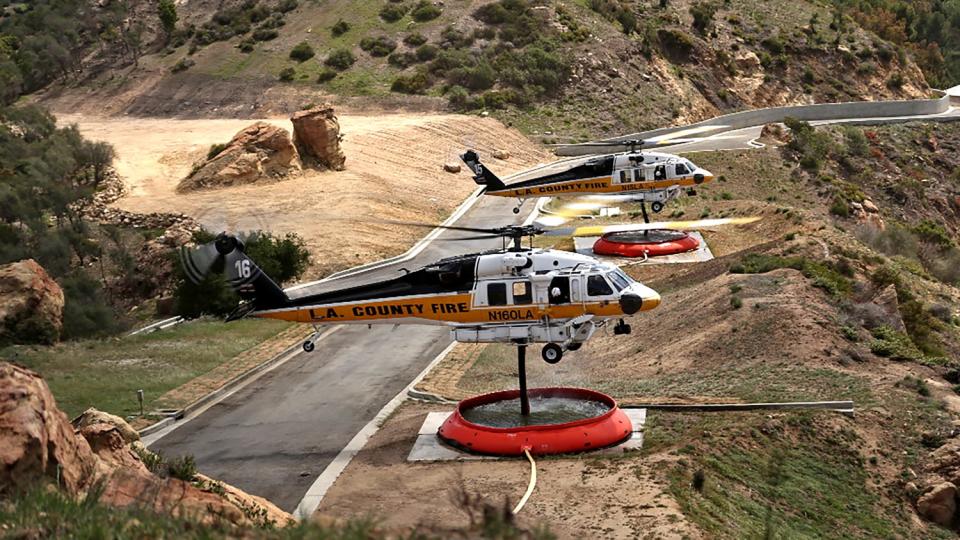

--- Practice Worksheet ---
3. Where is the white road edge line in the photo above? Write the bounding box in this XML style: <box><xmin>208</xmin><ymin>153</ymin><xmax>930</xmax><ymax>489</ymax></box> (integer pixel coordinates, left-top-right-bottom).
<box><xmin>294</xmin><ymin>340</ymin><xmax>458</xmax><ymax>520</ymax></box>
<box><xmin>142</xmin><ymin>326</ymin><xmax>342</xmax><ymax>447</ymax></box>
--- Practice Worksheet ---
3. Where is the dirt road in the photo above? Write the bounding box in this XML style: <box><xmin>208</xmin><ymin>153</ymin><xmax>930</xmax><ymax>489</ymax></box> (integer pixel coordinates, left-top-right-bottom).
<box><xmin>62</xmin><ymin>113</ymin><xmax>550</xmax><ymax>278</ymax></box>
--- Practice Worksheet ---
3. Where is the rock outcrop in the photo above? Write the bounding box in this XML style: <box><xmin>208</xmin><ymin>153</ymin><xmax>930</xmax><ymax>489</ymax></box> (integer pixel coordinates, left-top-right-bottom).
<box><xmin>0</xmin><ymin>259</ymin><xmax>64</xmax><ymax>345</ymax></box>
<box><xmin>291</xmin><ymin>104</ymin><xmax>346</xmax><ymax>170</ymax></box>
<box><xmin>72</xmin><ymin>408</ymin><xmax>140</xmax><ymax>444</ymax></box>
<box><xmin>178</xmin><ymin>122</ymin><xmax>300</xmax><ymax>192</ymax></box>
<box><xmin>0</xmin><ymin>362</ymin><xmax>293</xmax><ymax>527</ymax></box>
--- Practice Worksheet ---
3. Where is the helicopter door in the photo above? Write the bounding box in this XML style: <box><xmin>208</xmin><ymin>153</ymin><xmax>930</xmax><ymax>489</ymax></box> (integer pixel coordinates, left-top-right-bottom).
<box><xmin>548</xmin><ymin>276</ymin><xmax>570</xmax><ymax>304</ymax></box>
<box><xmin>654</xmin><ymin>164</ymin><xmax>667</xmax><ymax>181</ymax></box>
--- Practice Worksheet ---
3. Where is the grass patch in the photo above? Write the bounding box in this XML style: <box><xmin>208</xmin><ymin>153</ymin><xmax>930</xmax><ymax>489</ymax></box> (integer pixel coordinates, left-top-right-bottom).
<box><xmin>2</xmin><ymin>318</ymin><xmax>289</xmax><ymax>418</ymax></box>
<box><xmin>729</xmin><ymin>254</ymin><xmax>852</xmax><ymax>299</ymax></box>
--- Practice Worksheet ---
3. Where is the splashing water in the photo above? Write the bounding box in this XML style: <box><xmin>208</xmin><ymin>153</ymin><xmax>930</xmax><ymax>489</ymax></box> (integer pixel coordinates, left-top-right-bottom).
<box><xmin>461</xmin><ymin>395</ymin><xmax>611</xmax><ymax>428</ymax></box>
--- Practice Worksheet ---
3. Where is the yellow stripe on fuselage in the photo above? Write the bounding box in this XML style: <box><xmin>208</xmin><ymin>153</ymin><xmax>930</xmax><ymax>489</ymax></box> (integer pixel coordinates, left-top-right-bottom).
<box><xmin>488</xmin><ymin>175</ymin><xmax>715</xmax><ymax>198</ymax></box>
<box><xmin>253</xmin><ymin>292</ymin><xmax>655</xmax><ymax>324</ymax></box>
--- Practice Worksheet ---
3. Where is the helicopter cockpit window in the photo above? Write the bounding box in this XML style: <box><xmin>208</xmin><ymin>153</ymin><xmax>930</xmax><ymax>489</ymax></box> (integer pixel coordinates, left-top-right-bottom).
<box><xmin>587</xmin><ymin>275</ymin><xmax>614</xmax><ymax>296</ymax></box>
<box><xmin>674</xmin><ymin>162</ymin><xmax>689</xmax><ymax>175</ymax></box>
<box><xmin>488</xmin><ymin>282</ymin><xmax>507</xmax><ymax>306</ymax></box>
<box><xmin>608</xmin><ymin>270</ymin><xmax>631</xmax><ymax>292</ymax></box>
<box><xmin>512</xmin><ymin>281</ymin><xmax>532</xmax><ymax>304</ymax></box>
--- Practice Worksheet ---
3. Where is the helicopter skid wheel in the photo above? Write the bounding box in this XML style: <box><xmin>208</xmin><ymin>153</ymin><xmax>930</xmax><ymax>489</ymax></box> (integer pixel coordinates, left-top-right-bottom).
<box><xmin>512</xmin><ymin>207</ymin><xmax>521</xmax><ymax>214</ymax></box>
<box><xmin>613</xmin><ymin>321</ymin><xmax>632</xmax><ymax>336</ymax></box>
<box><xmin>567</xmin><ymin>343</ymin><xmax>582</xmax><ymax>352</ymax></box>
<box><xmin>302</xmin><ymin>340</ymin><xmax>316</xmax><ymax>353</ymax></box>
<box><xmin>651</xmin><ymin>201</ymin><xmax>665</xmax><ymax>213</ymax></box>
<box><xmin>542</xmin><ymin>343</ymin><xmax>563</xmax><ymax>364</ymax></box>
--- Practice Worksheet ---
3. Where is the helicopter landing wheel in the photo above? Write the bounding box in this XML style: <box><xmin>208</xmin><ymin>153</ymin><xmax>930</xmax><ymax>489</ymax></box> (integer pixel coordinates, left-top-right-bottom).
<box><xmin>512</xmin><ymin>207</ymin><xmax>521</xmax><ymax>214</ymax></box>
<box><xmin>542</xmin><ymin>343</ymin><xmax>563</xmax><ymax>364</ymax></box>
<box><xmin>651</xmin><ymin>201</ymin><xmax>665</xmax><ymax>213</ymax></box>
<box><xmin>567</xmin><ymin>342</ymin><xmax>582</xmax><ymax>351</ymax></box>
<box><xmin>302</xmin><ymin>340</ymin><xmax>315</xmax><ymax>353</ymax></box>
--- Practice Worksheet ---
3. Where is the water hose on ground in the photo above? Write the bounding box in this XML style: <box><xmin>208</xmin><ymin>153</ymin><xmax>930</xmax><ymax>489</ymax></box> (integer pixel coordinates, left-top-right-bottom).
<box><xmin>512</xmin><ymin>448</ymin><xmax>537</xmax><ymax>515</ymax></box>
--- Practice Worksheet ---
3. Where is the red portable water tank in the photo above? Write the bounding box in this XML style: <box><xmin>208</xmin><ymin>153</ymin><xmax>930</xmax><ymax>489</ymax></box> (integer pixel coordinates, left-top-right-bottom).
<box><xmin>593</xmin><ymin>229</ymin><xmax>700</xmax><ymax>258</ymax></box>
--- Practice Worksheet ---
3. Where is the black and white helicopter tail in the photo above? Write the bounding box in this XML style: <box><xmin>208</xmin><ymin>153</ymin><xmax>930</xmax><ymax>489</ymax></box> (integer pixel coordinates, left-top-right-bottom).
<box><xmin>180</xmin><ymin>233</ymin><xmax>290</xmax><ymax>319</ymax></box>
<box><xmin>460</xmin><ymin>150</ymin><xmax>506</xmax><ymax>192</ymax></box>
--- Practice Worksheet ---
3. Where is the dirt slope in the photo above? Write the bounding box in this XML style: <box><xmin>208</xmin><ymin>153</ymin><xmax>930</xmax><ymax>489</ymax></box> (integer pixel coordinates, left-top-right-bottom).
<box><xmin>65</xmin><ymin>113</ymin><xmax>550</xmax><ymax>278</ymax></box>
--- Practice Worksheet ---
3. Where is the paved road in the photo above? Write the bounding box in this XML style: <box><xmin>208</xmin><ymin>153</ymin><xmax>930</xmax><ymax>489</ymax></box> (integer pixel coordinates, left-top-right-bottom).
<box><xmin>148</xmin><ymin>193</ymin><xmax>532</xmax><ymax>511</ymax></box>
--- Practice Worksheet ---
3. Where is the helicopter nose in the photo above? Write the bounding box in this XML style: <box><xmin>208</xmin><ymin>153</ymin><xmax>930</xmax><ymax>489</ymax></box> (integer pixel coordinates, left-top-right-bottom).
<box><xmin>620</xmin><ymin>286</ymin><xmax>661</xmax><ymax>314</ymax></box>
<box><xmin>694</xmin><ymin>168</ymin><xmax>714</xmax><ymax>185</ymax></box>
<box><xmin>619</xmin><ymin>293</ymin><xmax>643</xmax><ymax>315</ymax></box>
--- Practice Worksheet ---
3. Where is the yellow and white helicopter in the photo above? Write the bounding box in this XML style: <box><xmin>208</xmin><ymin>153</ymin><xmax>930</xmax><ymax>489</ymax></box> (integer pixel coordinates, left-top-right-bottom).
<box><xmin>182</xmin><ymin>223</ymin><xmax>668</xmax><ymax>364</ymax></box>
<box><xmin>461</xmin><ymin>139</ymin><xmax>714</xmax><ymax>220</ymax></box>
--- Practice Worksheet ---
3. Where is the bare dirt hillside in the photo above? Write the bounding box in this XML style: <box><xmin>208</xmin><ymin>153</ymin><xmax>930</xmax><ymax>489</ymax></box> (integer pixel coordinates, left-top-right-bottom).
<box><xmin>65</xmin><ymin>113</ymin><xmax>550</xmax><ymax>278</ymax></box>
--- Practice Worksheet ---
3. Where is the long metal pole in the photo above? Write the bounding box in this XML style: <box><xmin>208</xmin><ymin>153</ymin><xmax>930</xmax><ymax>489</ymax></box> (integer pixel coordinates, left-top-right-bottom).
<box><xmin>518</xmin><ymin>345</ymin><xmax>530</xmax><ymax>416</ymax></box>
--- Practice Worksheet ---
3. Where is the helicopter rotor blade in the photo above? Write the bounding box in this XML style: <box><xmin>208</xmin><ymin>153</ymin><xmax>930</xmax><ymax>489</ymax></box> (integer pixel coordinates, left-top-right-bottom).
<box><xmin>543</xmin><ymin>217</ymin><xmax>762</xmax><ymax>237</ymax></box>
<box><xmin>363</xmin><ymin>218</ymin><xmax>502</xmax><ymax>235</ymax></box>
<box><xmin>436</xmin><ymin>234</ymin><xmax>507</xmax><ymax>241</ymax></box>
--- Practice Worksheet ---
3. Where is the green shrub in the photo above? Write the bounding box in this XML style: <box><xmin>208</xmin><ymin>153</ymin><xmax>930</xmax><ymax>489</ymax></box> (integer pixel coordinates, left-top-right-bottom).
<box><xmin>730</xmin><ymin>296</ymin><xmax>743</xmax><ymax>309</ymax></box>
<box><xmin>331</xmin><ymin>19</ymin><xmax>350</xmax><ymax>37</ymax></box>
<box><xmin>289</xmin><ymin>41</ymin><xmax>314</xmax><ymax>62</ymax></box>
<box><xmin>658</xmin><ymin>28</ymin><xmax>695</xmax><ymax>59</ymax></box>
<box><xmin>391</xmin><ymin>70</ymin><xmax>431</xmax><ymax>94</ymax></box>
<box><xmin>252</xmin><ymin>27</ymin><xmax>278</xmax><ymax>41</ymax></box>
<box><xmin>762</xmin><ymin>35</ymin><xmax>785</xmax><ymax>54</ymax></box>
<box><xmin>277</xmin><ymin>0</ymin><xmax>297</xmax><ymax>13</ymax></box>
<box><xmin>404</xmin><ymin>33</ymin><xmax>427</xmax><ymax>46</ymax></box>
<box><xmin>870</xmin><ymin>326</ymin><xmax>922</xmax><ymax>361</ymax></box>
<box><xmin>411</xmin><ymin>0</ymin><xmax>441</xmax><ymax>21</ymax></box>
<box><xmin>474</xmin><ymin>2</ymin><xmax>510</xmax><ymax>24</ymax></box>
<box><xmin>912</xmin><ymin>220</ymin><xmax>953</xmax><ymax>248</ymax></box>
<box><xmin>238</xmin><ymin>38</ymin><xmax>255</xmax><ymax>52</ymax></box>
<box><xmin>379</xmin><ymin>2</ymin><xmax>409</xmax><ymax>22</ymax></box>
<box><xmin>447</xmin><ymin>62</ymin><xmax>496</xmax><ymax>91</ymax></box>
<box><xmin>690</xmin><ymin>2</ymin><xmax>717</xmax><ymax>33</ymax></box>
<box><xmin>170</xmin><ymin>58</ymin><xmax>195</xmax><ymax>73</ymax></box>
<box><xmin>388</xmin><ymin>51</ymin><xmax>417</xmax><ymax>68</ymax></box>
<box><xmin>447</xmin><ymin>85</ymin><xmax>469</xmax><ymax>108</ymax></box>
<box><xmin>207</xmin><ymin>143</ymin><xmax>228</xmax><ymax>160</ymax></box>
<box><xmin>360</xmin><ymin>36</ymin><xmax>397</xmax><ymax>57</ymax></box>
<box><xmin>415</xmin><ymin>43</ymin><xmax>438</xmax><ymax>61</ymax></box>
<box><xmin>325</xmin><ymin>48</ymin><xmax>356</xmax><ymax>70</ymax></box>
<box><xmin>316</xmin><ymin>67</ymin><xmax>337</xmax><ymax>83</ymax></box>
<box><xmin>830</xmin><ymin>196</ymin><xmax>850</xmax><ymax>217</ymax></box>
<box><xmin>278</xmin><ymin>66</ymin><xmax>295</xmax><ymax>81</ymax></box>
<box><xmin>165</xmin><ymin>455</ymin><xmax>197</xmax><ymax>481</ymax></box>
<box><xmin>886</xmin><ymin>71</ymin><xmax>904</xmax><ymax>89</ymax></box>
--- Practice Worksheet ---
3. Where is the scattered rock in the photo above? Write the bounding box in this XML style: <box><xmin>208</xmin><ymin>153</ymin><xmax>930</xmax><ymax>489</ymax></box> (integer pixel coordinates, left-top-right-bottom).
<box><xmin>871</xmin><ymin>285</ymin><xmax>906</xmax><ymax>332</ymax></box>
<box><xmin>923</xmin><ymin>134</ymin><xmax>939</xmax><ymax>152</ymax></box>
<box><xmin>917</xmin><ymin>482</ymin><xmax>957</xmax><ymax>526</ymax></box>
<box><xmin>734</xmin><ymin>50</ymin><xmax>761</xmax><ymax>73</ymax></box>
<box><xmin>851</xmin><ymin>200</ymin><xmax>885</xmax><ymax>230</ymax></box>
<box><xmin>758</xmin><ymin>123</ymin><xmax>790</xmax><ymax>146</ymax></box>
<box><xmin>0</xmin><ymin>259</ymin><xmax>64</xmax><ymax>345</ymax></box>
<box><xmin>492</xmin><ymin>149</ymin><xmax>510</xmax><ymax>160</ymax></box>
<box><xmin>290</xmin><ymin>104</ymin><xmax>346</xmax><ymax>171</ymax></box>
<box><xmin>862</xmin><ymin>199</ymin><xmax>880</xmax><ymax>213</ymax></box>
<box><xmin>443</xmin><ymin>162</ymin><xmax>461</xmax><ymax>173</ymax></box>
<box><xmin>72</xmin><ymin>408</ymin><xmax>140</xmax><ymax>444</ymax></box>
<box><xmin>178</xmin><ymin>122</ymin><xmax>301</xmax><ymax>192</ymax></box>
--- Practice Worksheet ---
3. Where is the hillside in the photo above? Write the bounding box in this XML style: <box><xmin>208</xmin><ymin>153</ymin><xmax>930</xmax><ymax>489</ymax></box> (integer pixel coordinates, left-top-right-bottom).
<box><xmin>20</xmin><ymin>0</ymin><xmax>935</xmax><ymax>139</ymax></box>
<box><xmin>334</xmin><ymin>120</ymin><xmax>960</xmax><ymax>538</ymax></box>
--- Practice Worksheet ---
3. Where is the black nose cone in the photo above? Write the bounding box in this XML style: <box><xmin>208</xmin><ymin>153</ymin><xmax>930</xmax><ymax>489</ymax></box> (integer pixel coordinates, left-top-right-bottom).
<box><xmin>694</xmin><ymin>173</ymin><xmax>705</xmax><ymax>184</ymax></box>
<box><xmin>619</xmin><ymin>293</ymin><xmax>642</xmax><ymax>315</ymax></box>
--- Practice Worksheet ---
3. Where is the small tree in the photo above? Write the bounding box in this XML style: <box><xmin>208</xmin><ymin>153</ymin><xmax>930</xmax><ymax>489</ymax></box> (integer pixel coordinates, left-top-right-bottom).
<box><xmin>157</xmin><ymin>0</ymin><xmax>178</xmax><ymax>38</ymax></box>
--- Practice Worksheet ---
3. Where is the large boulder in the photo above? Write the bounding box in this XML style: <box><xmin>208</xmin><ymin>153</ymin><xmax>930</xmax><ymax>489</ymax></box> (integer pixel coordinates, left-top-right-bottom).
<box><xmin>290</xmin><ymin>104</ymin><xmax>346</xmax><ymax>170</ymax></box>
<box><xmin>917</xmin><ymin>482</ymin><xmax>957</xmax><ymax>527</ymax></box>
<box><xmin>0</xmin><ymin>362</ymin><xmax>294</xmax><ymax>527</ymax></box>
<box><xmin>0</xmin><ymin>259</ymin><xmax>64</xmax><ymax>345</ymax></box>
<box><xmin>73</xmin><ymin>408</ymin><xmax>140</xmax><ymax>444</ymax></box>
<box><xmin>0</xmin><ymin>362</ymin><xmax>101</xmax><ymax>495</ymax></box>
<box><xmin>178</xmin><ymin>122</ymin><xmax>300</xmax><ymax>192</ymax></box>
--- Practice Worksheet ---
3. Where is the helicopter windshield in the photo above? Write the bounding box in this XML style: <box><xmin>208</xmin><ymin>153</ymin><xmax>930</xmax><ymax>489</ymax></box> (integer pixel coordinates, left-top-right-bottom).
<box><xmin>608</xmin><ymin>269</ymin><xmax>633</xmax><ymax>291</ymax></box>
